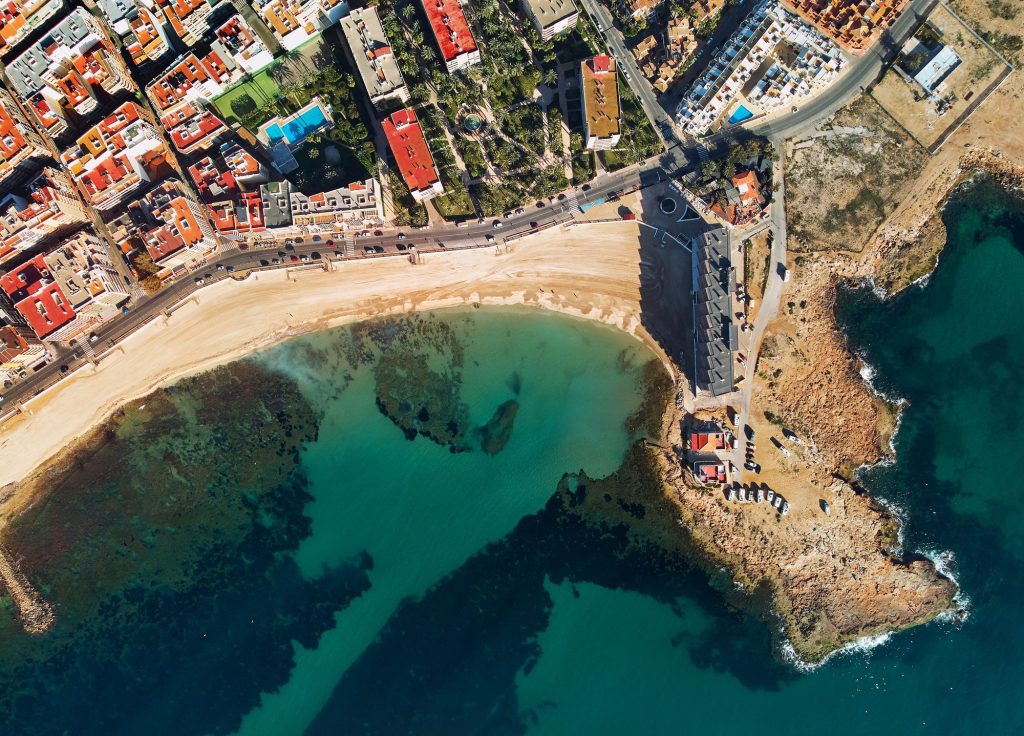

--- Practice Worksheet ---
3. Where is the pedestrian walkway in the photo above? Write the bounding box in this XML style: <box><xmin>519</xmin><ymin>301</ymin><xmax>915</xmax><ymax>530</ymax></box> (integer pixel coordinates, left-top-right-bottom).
<box><xmin>344</xmin><ymin>234</ymin><xmax>356</xmax><ymax>258</ymax></box>
<box><xmin>563</xmin><ymin>191</ymin><xmax>581</xmax><ymax>213</ymax></box>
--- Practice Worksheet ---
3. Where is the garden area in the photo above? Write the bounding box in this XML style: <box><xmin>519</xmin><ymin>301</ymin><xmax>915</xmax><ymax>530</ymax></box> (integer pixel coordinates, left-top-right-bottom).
<box><xmin>210</xmin><ymin>31</ymin><xmax>375</xmax><ymax>193</ymax></box>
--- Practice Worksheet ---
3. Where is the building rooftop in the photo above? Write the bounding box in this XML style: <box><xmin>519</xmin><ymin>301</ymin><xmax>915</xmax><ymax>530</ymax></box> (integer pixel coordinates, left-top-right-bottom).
<box><xmin>522</xmin><ymin>0</ymin><xmax>578</xmax><ymax>28</ymax></box>
<box><xmin>213</xmin><ymin>14</ymin><xmax>273</xmax><ymax>73</ymax></box>
<box><xmin>259</xmin><ymin>180</ymin><xmax>292</xmax><ymax>228</ymax></box>
<box><xmin>421</xmin><ymin>0</ymin><xmax>477</xmax><ymax>63</ymax></box>
<box><xmin>581</xmin><ymin>55</ymin><xmax>621</xmax><ymax>139</ymax></box>
<box><xmin>160</xmin><ymin>102</ymin><xmax>226</xmax><ymax>153</ymax></box>
<box><xmin>341</xmin><ymin>7</ymin><xmax>408</xmax><ymax>103</ymax></box>
<box><xmin>0</xmin><ymin>0</ymin><xmax>64</xmax><ymax>59</ymax></box>
<box><xmin>381</xmin><ymin>108</ymin><xmax>440</xmax><ymax>194</ymax></box>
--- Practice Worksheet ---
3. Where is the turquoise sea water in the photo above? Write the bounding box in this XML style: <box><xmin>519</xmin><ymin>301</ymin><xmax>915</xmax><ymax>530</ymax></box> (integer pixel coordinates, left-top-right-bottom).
<box><xmin>2</xmin><ymin>179</ymin><xmax>1024</xmax><ymax>735</ymax></box>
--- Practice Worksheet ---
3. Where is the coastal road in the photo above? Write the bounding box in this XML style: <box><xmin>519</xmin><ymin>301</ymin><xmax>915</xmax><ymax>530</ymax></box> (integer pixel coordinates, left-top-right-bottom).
<box><xmin>0</xmin><ymin>165</ymin><xmax>663</xmax><ymax>415</ymax></box>
<box><xmin>746</xmin><ymin>0</ymin><xmax>939</xmax><ymax>140</ymax></box>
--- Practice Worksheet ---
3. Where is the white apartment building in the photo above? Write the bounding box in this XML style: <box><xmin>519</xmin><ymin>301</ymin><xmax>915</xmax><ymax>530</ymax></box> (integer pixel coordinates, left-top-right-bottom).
<box><xmin>675</xmin><ymin>0</ymin><xmax>844</xmax><ymax>136</ymax></box>
<box><xmin>521</xmin><ymin>0</ymin><xmax>578</xmax><ymax>41</ymax></box>
<box><xmin>290</xmin><ymin>178</ymin><xmax>384</xmax><ymax>229</ymax></box>
<box><xmin>341</xmin><ymin>7</ymin><xmax>409</xmax><ymax>111</ymax></box>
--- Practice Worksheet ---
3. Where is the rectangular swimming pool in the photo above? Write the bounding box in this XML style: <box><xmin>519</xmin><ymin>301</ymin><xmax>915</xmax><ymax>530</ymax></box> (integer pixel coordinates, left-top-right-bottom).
<box><xmin>280</xmin><ymin>105</ymin><xmax>328</xmax><ymax>144</ymax></box>
<box><xmin>727</xmin><ymin>105</ymin><xmax>753</xmax><ymax>125</ymax></box>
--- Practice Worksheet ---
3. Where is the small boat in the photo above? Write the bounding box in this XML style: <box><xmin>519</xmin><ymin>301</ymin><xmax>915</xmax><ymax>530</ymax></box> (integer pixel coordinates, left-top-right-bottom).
<box><xmin>738</xmin><ymin>487</ymin><xmax>747</xmax><ymax>502</ymax></box>
<box><xmin>766</xmin><ymin>489</ymin><xmax>775</xmax><ymax>503</ymax></box>
<box><xmin>781</xmin><ymin>501</ymin><xmax>790</xmax><ymax>516</ymax></box>
<box><xmin>773</xmin><ymin>496</ymin><xmax>783</xmax><ymax>509</ymax></box>
<box><xmin>756</xmin><ymin>488</ymin><xmax>764</xmax><ymax>503</ymax></box>
<box><xmin>727</xmin><ymin>488</ymin><xmax>736</xmax><ymax>501</ymax></box>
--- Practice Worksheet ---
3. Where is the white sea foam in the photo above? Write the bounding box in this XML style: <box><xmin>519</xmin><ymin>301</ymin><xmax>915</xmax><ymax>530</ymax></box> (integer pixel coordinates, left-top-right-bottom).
<box><xmin>780</xmin><ymin>631</ymin><xmax>894</xmax><ymax>673</ymax></box>
<box><xmin>922</xmin><ymin>548</ymin><xmax>972</xmax><ymax>624</ymax></box>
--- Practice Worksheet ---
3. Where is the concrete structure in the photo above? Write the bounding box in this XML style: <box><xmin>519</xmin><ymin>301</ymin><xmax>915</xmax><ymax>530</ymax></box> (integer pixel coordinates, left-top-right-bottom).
<box><xmin>675</xmin><ymin>0</ymin><xmax>843</xmax><ymax>136</ymax></box>
<box><xmin>259</xmin><ymin>180</ymin><xmax>292</xmax><ymax>228</ymax></box>
<box><xmin>420</xmin><ymin>0</ymin><xmax>480</xmax><ymax>73</ymax></box>
<box><xmin>581</xmin><ymin>55</ymin><xmax>621</xmax><ymax>150</ymax></box>
<box><xmin>5</xmin><ymin>7</ymin><xmax>137</xmax><ymax>138</ymax></box>
<box><xmin>252</xmin><ymin>0</ymin><xmax>348</xmax><ymax>50</ymax></box>
<box><xmin>0</xmin><ymin>232</ymin><xmax>129</xmax><ymax>340</ymax></box>
<box><xmin>290</xmin><ymin>178</ymin><xmax>384</xmax><ymax>229</ymax></box>
<box><xmin>213</xmin><ymin>14</ymin><xmax>274</xmax><ymax>74</ymax></box>
<box><xmin>340</xmin><ymin>7</ymin><xmax>409</xmax><ymax>111</ymax></box>
<box><xmin>60</xmin><ymin>102</ymin><xmax>169</xmax><ymax>211</ymax></box>
<box><xmin>0</xmin><ymin>89</ymin><xmax>50</xmax><ymax>191</ymax></box>
<box><xmin>913</xmin><ymin>44</ymin><xmax>960</xmax><ymax>93</ymax></box>
<box><xmin>382</xmin><ymin>108</ymin><xmax>443</xmax><ymax>202</ymax></box>
<box><xmin>0</xmin><ymin>0</ymin><xmax>64</xmax><ymax>60</ymax></box>
<box><xmin>0</xmin><ymin>167</ymin><xmax>88</xmax><ymax>266</ymax></box>
<box><xmin>520</xmin><ymin>0</ymin><xmax>577</xmax><ymax>41</ymax></box>
<box><xmin>783</xmin><ymin>0</ymin><xmax>906</xmax><ymax>54</ymax></box>
<box><xmin>692</xmin><ymin>226</ymin><xmax>735</xmax><ymax>396</ymax></box>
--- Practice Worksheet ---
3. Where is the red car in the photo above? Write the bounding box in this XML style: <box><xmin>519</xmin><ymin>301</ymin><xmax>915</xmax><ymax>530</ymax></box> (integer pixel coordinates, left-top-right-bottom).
<box><xmin>290</xmin><ymin>255</ymin><xmax>299</xmax><ymax>262</ymax></box>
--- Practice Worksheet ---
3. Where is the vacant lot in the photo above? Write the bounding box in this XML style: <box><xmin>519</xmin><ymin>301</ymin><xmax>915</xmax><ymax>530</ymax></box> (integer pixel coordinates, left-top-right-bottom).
<box><xmin>871</xmin><ymin>4</ymin><xmax>1009</xmax><ymax>148</ymax></box>
<box><xmin>785</xmin><ymin>95</ymin><xmax>929</xmax><ymax>252</ymax></box>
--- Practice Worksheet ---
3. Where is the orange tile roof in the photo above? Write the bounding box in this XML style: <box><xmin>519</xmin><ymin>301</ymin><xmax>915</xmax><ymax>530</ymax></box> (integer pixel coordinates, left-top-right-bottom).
<box><xmin>382</xmin><ymin>108</ymin><xmax>439</xmax><ymax>194</ymax></box>
<box><xmin>421</xmin><ymin>0</ymin><xmax>477</xmax><ymax>62</ymax></box>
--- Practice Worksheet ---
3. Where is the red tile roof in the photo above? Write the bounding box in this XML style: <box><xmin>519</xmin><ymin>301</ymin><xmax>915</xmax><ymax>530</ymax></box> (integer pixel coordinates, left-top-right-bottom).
<box><xmin>691</xmin><ymin>432</ymin><xmax>726</xmax><ymax>451</ymax></box>
<box><xmin>0</xmin><ymin>255</ymin><xmax>76</xmax><ymax>338</ymax></box>
<box><xmin>382</xmin><ymin>108</ymin><xmax>439</xmax><ymax>194</ymax></box>
<box><xmin>421</xmin><ymin>0</ymin><xmax>477</xmax><ymax>62</ymax></box>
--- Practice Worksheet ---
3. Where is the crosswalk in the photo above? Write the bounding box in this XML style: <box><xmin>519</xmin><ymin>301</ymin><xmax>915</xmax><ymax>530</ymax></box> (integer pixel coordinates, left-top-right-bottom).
<box><xmin>563</xmin><ymin>191</ymin><xmax>581</xmax><ymax>213</ymax></box>
<box><xmin>343</xmin><ymin>235</ymin><xmax>355</xmax><ymax>258</ymax></box>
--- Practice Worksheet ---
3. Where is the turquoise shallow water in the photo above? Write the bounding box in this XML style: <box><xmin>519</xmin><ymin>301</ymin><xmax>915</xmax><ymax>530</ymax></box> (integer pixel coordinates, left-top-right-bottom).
<box><xmin>3</xmin><ymin>179</ymin><xmax>1024</xmax><ymax>734</ymax></box>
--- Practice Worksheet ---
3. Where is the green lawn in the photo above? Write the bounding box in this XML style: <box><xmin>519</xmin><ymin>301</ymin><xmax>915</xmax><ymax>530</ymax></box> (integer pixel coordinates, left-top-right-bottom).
<box><xmin>211</xmin><ymin>70</ymin><xmax>282</xmax><ymax>127</ymax></box>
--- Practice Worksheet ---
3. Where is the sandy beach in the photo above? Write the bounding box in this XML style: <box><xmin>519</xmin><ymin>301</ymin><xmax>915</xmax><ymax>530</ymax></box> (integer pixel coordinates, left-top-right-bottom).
<box><xmin>0</xmin><ymin>222</ymin><xmax>658</xmax><ymax>518</ymax></box>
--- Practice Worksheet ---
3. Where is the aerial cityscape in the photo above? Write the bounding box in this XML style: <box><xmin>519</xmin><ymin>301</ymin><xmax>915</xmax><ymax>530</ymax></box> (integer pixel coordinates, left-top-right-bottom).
<box><xmin>0</xmin><ymin>0</ymin><xmax>1020</xmax><ymax>730</ymax></box>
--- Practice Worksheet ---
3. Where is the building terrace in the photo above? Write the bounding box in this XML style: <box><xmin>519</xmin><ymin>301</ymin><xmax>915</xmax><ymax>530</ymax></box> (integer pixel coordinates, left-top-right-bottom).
<box><xmin>0</xmin><ymin>0</ymin><xmax>63</xmax><ymax>60</ymax></box>
<box><xmin>340</xmin><ymin>6</ymin><xmax>409</xmax><ymax>111</ymax></box>
<box><xmin>0</xmin><ymin>166</ymin><xmax>87</xmax><ymax>266</ymax></box>
<box><xmin>251</xmin><ymin>0</ymin><xmax>347</xmax><ymax>50</ymax></box>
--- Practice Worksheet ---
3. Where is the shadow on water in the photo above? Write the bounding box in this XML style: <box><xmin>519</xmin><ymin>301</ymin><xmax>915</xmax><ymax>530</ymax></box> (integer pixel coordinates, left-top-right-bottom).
<box><xmin>308</xmin><ymin>444</ymin><xmax>797</xmax><ymax>736</ymax></box>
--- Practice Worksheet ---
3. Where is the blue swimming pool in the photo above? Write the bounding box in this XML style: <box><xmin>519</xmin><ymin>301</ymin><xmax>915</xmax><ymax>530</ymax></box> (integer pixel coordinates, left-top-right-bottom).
<box><xmin>264</xmin><ymin>123</ymin><xmax>284</xmax><ymax>142</ymax></box>
<box><xmin>280</xmin><ymin>105</ymin><xmax>328</xmax><ymax>143</ymax></box>
<box><xmin>727</xmin><ymin>105</ymin><xmax>753</xmax><ymax>125</ymax></box>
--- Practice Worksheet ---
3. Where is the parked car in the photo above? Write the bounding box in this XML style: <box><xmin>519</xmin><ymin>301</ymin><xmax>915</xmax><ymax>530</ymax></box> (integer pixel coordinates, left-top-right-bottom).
<box><xmin>300</xmin><ymin>255</ymin><xmax>309</xmax><ymax>262</ymax></box>
<box><xmin>396</xmin><ymin>243</ymin><xmax>407</xmax><ymax>251</ymax></box>
<box><xmin>396</xmin><ymin>232</ymin><xmax>407</xmax><ymax>239</ymax></box>
<box><xmin>326</xmin><ymin>239</ymin><xmax>335</xmax><ymax>247</ymax></box>
<box><xmin>364</xmin><ymin>246</ymin><xmax>374</xmax><ymax>254</ymax></box>
<box><xmin>260</xmin><ymin>259</ymin><xmax>270</xmax><ymax>266</ymax></box>
<box><xmin>492</xmin><ymin>220</ymin><xmax>503</xmax><ymax>228</ymax></box>
<box><xmin>312</xmin><ymin>235</ymin><xmax>322</xmax><ymax>242</ymax></box>
<box><xmin>194</xmin><ymin>277</ymin><xmax>204</xmax><ymax>284</ymax></box>
<box><xmin>226</xmin><ymin>265</ymin><xmax>236</xmax><ymax>272</ymax></box>
<box><xmin>515</xmin><ymin>207</ymin><xmax>525</xmax><ymax>215</ymax></box>
<box><xmin>334</xmin><ymin>250</ymin><xmax>343</xmax><ymax>257</ymax></box>
<box><xmin>311</xmin><ymin>251</ymin><xmax>321</xmax><ymax>259</ymax></box>
<box><xmin>530</xmin><ymin>221</ymin><xmax>539</xmax><ymax>228</ymax></box>
<box><xmin>271</xmin><ymin>257</ymin><xmax>281</xmax><ymax>264</ymax></box>
<box><xmin>285</xmin><ymin>243</ymin><xmax>295</xmax><ymax>251</ymax></box>
<box><xmin>581</xmin><ymin>183</ymin><xmax>591</xmax><ymax>192</ymax></box>
<box><xmin>374</xmin><ymin>245</ymin><xmax>384</xmax><ymax>253</ymax></box>
<box><xmin>216</xmin><ymin>264</ymin><xmax>225</xmax><ymax>271</ymax></box>
<box><xmin>485</xmin><ymin>234</ymin><xmax>495</xmax><ymax>242</ymax></box>
<box><xmin>536</xmin><ymin>201</ymin><xmax>546</xmax><ymax>208</ymax></box>
<box><xmin>295</xmin><ymin>237</ymin><xmax>305</xmax><ymax>243</ymax></box>
<box><xmin>290</xmin><ymin>255</ymin><xmax>299</xmax><ymax>262</ymax></box>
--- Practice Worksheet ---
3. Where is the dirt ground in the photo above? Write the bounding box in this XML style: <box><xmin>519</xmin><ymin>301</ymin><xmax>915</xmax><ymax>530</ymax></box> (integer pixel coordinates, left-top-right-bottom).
<box><xmin>785</xmin><ymin>95</ymin><xmax>931</xmax><ymax>254</ymax></box>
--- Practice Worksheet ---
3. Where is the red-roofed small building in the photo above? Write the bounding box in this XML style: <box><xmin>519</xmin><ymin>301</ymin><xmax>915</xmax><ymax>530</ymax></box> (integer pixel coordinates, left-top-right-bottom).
<box><xmin>0</xmin><ymin>323</ymin><xmax>47</xmax><ymax>387</ymax></box>
<box><xmin>213</xmin><ymin>14</ymin><xmax>273</xmax><ymax>73</ymax></box>
<box><xmin>420</xmin><ymin>0</ymin><xmax>480</xmax><ymax>73</ymax></box>
<box><xmin>252</xmin><ymin>0</ymin><xmax>348</xmax><ymax>50</ymax></box>
<box><xmin>690</xmin><ymin>431</ymin><xmax>728</xmax><ymax>452</ymax></box>
<box><xmin>382</xmin><ymin>108</ymin><xmax>443</xmax><ymax>202</ymax></box>
<box><xmin>160</xmin><ymin>102</ymin><xmax>227</xmax><ymax>154</ymax></box>
<box><xmin>0</xmin><ymin>0</ymin><xmax>63</xmax><ymax>60</ymax></box>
